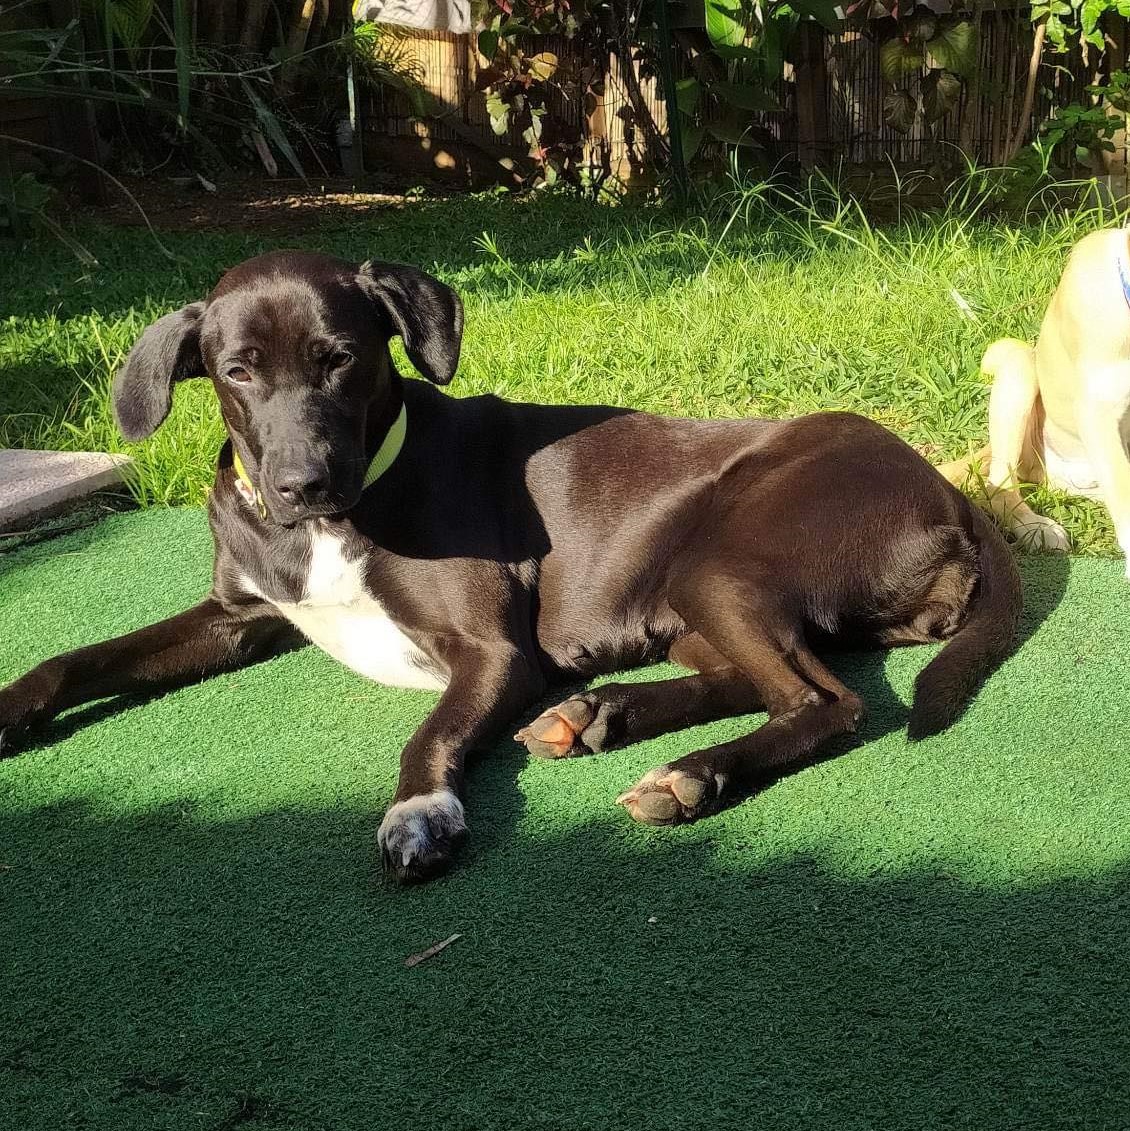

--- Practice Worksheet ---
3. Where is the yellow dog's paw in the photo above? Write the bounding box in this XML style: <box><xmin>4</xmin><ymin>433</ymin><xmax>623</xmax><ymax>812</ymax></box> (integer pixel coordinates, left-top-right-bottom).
<box><xmin>1014</xmin><ymin>516</ymin><xmax>1070</xmax><ymax>553</ymax></box>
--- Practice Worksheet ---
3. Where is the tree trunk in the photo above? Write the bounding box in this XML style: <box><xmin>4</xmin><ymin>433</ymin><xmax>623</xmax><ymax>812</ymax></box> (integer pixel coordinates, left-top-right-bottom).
<box><xmin>279</xmin><ymin>0</ymin><xmax>317</xmax><ymax>90</ymax></box>
<box><xmin>597</xmin><ymin>3</ymin><xmax>666</xmax><ymax>163</ymax></box>
<box><xmin>1004</xmin><ymin>17</ymin><xmax>1046</xmax><ymax>163</ymax></box>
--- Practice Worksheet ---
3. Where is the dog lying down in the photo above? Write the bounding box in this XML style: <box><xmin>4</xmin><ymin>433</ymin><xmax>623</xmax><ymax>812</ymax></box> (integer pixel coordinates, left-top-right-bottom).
<box><xmin>940</xmin><ymin>227</ymin><xmax>1130</xmax><ymax>575</ymax></box>
<box><xmin>0</xmin><ymin>251</ymin><xmax>1022</xmax><ymax>883</ymax></box>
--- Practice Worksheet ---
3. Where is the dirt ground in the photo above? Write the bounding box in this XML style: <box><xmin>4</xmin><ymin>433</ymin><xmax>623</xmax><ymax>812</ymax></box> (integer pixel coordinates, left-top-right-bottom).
<box><xmin>78</xmin><ymin>173</ymin><xmax>457</xmax><ymax>233</ymax></box>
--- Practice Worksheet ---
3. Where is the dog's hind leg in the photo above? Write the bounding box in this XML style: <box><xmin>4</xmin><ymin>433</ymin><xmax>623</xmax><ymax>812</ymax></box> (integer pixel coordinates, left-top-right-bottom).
<box><xmin>615</xmin><ymin>577</ymin><xmax>863</xmax><ymax>826</ymax></box>
<box><xmin>515</xmin><ymin>634</ymin><xmax>761</xmax><ymax>760</ymax></box>
<box><xmin>981</xmin><ymin>338</ymin><xmax>1070</xmax><ymax>551</ymax></box>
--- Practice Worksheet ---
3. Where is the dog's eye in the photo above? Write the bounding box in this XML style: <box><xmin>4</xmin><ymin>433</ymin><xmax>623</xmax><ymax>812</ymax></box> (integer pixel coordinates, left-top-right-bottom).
<box><xmin>328</xmin><ymin>351</ymin><xmax>353</xmax><ymax>370</ymax></box>
<box><xmin>226</xmin><ymin>366</ymin><xmax>252</xmax><ymax>384</ymax></box>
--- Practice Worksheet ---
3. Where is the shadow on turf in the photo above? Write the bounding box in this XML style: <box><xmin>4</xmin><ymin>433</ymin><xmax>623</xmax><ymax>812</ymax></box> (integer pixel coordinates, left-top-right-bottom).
<box><xmin>0</xmin><ymin>558</ymin><xmax>1085</xmax><ymax>1130</ymax></box>
<box><xmin>2</xmin><ymin>786</ymin><xmax>1126</xmax><ymax>1131</ymax></box>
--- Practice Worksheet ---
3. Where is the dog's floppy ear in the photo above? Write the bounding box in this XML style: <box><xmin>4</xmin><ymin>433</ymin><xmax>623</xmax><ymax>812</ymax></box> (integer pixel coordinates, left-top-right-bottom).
<box><xmin>112</xmin><ymin>302</ymin><xmax>206</xmax><ymax>440</ymax></box>
<box><xmin>356</xmin><ymin>261</ymin><xmax>463</xmax><ymax>385</ymax></box>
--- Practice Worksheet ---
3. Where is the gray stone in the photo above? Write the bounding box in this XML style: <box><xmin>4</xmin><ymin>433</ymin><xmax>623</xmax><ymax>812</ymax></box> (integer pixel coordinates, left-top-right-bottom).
<box><xmin>0</xmin><ymin>449</ymin><xmax>132</xmax><ymax>531</ymax></box>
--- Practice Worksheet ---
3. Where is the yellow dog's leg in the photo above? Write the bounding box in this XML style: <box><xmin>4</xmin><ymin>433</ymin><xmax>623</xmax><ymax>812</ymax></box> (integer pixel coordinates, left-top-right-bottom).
<box><xmin>981</xmin><ymin>339</ymin><xmax>1070</xmax><ymax>552</ymax></box>
<box><xmin>1079</xmin><ymin>363</ymin><xmax>1130</xmax><ymax>578</ymax></box>
<box><xmin>940</xmin><ymin>340</ymin><xmax>1069</xmax><ymax>550</ymax></box>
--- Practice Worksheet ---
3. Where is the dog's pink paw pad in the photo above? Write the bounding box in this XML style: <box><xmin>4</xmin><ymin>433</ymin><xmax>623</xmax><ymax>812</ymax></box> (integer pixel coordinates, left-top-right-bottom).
<box><xmin>515</xmin><ymin>697</ymin><xmax>596</xmax><ymax>759</ymax></box>
<box><xmin>616</xmin><ymin>766</ymin><xmax>720</xmax><ymax>826</ymax></box>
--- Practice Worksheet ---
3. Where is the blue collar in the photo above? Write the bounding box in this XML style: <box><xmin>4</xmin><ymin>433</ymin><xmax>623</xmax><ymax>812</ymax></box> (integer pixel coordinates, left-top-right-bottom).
<box><xmin>1118</xmin><ymin>251</ymin><xmax>1130</xmax><ymax>310</ymax></box>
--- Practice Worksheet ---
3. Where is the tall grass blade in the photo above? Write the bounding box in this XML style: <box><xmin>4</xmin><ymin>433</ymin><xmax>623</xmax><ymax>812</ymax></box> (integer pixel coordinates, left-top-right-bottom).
<box><xmin>240</xmin><ymin>77</ymin><xmax>306</xmax><ymax>178</ymax></box>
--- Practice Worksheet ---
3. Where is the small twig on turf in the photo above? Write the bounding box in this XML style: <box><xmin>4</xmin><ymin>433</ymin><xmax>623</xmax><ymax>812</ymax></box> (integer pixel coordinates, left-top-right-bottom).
<box><xmin>405</xmin><ymin>933</ymin><xmax>462</xmax><ymax>968</ymax></box>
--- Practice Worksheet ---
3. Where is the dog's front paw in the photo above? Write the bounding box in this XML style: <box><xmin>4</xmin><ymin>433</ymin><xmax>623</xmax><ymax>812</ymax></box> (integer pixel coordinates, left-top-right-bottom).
<box><xmin>378</xmin><ymin>789</ymin><xmax>466</xmax><ymax>884</ymax></box>
<box><xmin>1014</xmin><ymin>516</ymin><xmax>1070</xmax><ymax>553</ymax></box>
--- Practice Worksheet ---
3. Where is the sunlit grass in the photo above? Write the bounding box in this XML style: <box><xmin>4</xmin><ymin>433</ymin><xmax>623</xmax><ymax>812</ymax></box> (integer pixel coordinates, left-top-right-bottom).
<box><xmin>0</xmin><ymin>177</ymin><xmax>1120</xmax><ymax>553</ymax></box>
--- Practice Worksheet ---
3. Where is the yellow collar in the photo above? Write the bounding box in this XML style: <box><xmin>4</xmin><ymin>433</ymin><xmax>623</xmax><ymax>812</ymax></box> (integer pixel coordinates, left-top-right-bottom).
<box><xmin>232</xmin><ymin>403</ymin><xmax>408</xmax><ymax>519</ymax></box>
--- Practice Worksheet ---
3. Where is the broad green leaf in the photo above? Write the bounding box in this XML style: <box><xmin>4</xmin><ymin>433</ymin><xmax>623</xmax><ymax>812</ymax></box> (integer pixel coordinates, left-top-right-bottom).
<box><xmin>705</xmin><ymin>0</ymin><xmax>748</xmax><ymax>50</ymax></box>
<box><xmin>681</xmin><ymin>123</ymin><xmax>706</xmax><ymax>159</ymax></box>
<box><xmin>105</xmin><ymin>0</ymin><xmax>154</xmax><ymax>51</ymax></box>
<box><xmin>709</xmin><ymin>41</ymin><xmax>762</xmax><ymax>62</ymax></box>
<box><xmin>707</xmin><ymin>112</ymin><xmax>765</xmax><ymax>146</ymax></box>
<box><xmin>757</xmin><ymin>16</ymin><xmax>786</xmax><ymax>87</ymax></box>
<box><xmin>880</xmin><ymin>36</ymin><xmax>923</xmax><ymax>84</ymax></box>
<box><xmin>921</xmin><ymin>69</ymin><xmax>962</xmax><ymax>122</ymax></box>
<box><xmin>883</xmin><ymin>89</ymin><xmax>917</xmax><ymax>133</ymax></box>
<box><xmin>522</xmin><ymin>117</ymin><xmax>542</xmax><ymax>146</ymax></box>
<box><xmin>1045</xmin><ymin>14</ymin><xmax>1067</xmax><ymax>49</ymax></box>
<box><xmin>783</xmin><ymin>0</ymin><xmax>841</xmax><ymax>31</ymax></box>
<box><xmin>675</xmin><ymin>76</ymin><xmax>701</xmax><ymax>115</ymax></box>
<box><xmin>1081</xmin><ymin>0</ymin><xmax>1104</xmax><ymax>34</ymax></box>
<box><xmin>477</xmin><ymin>28</ymin><xmax>499</xmax><ymax>59</ymax></box>
<box><xmin>485</xmin><ymin>92</ymin><xmax>510</xmax><ymax>136</ymax></box>
<box><xmin>926</xmin><ymin>20</ymin><xmax>977</xmax><ymax>77</ymax></box>
<box><xmin>711</xmin><ymin>80</ymin><xmax>782</xmax><ymax>111</ymax></box>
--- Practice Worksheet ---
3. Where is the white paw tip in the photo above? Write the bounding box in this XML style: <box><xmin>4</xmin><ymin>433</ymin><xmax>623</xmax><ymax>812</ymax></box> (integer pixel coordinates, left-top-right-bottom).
<box><xmin>378</xmin><ymin>789</ymin><xmax>466</xmax><ymax>867</ymax></box>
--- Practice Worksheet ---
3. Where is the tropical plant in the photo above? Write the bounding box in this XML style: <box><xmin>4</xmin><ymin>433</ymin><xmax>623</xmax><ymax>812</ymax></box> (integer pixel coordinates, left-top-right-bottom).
<box><xmin>1</xmin><ymin>1</ymin><xmax>426</xmax><ymax>183</ymax></box>
<box><xmin>471</xmin><ymin>0</ymin><xmax>844</xmax><ymax>192</ymax></box>
<box><xmin>1032</xmin><ymin>0</ymin><xmax>1130</xmax><ymax>51</ymax></box>
<box><xmin>870</xmin><ymin>6</ymin><xmax>978</xmax><ymax>145</ymax></box>
<box><xmin>473</xmin><ymin>0</ymin><xmax>602</xmax><ymax>188</ymax></box>
<box><xmin>1040</xmin><ymin>98</ymin><xmax>1121</xmax><ymax>170</ymax></box>
<box><xmin>678</xmin><ymin>0</ymin><xmax>839</xmax><ymax>162</ymax></box>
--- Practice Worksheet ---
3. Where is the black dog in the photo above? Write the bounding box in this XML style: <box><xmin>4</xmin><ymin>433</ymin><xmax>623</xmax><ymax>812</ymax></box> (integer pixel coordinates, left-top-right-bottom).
<box><xmin>0</xmin><ymin>251</ymin><xmax>1022</xmax><ymax>883</ymax></box>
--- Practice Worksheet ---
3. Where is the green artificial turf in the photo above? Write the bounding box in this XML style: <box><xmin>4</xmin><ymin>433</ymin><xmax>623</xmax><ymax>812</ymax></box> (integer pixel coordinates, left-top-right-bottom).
<box><xmin>1</xmin><ymin>507</ymin><xmax>1129</xmax><ymax>1131</ymax></box>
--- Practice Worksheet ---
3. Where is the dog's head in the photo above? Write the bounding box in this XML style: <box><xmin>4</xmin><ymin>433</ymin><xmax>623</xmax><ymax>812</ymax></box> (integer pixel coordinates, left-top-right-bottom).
<box><xmin>112</xmin><ymin>250</ymin><xmax>463</xmax><ymax>522</ymax></box>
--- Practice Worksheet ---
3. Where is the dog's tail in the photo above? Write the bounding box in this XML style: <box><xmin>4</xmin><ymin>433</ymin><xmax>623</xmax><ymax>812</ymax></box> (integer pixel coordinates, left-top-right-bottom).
<box><xmin>907</xmin><ymin>505</ymin><xmax>1022</xmax><ymax>740</ymax></box>
<box><xmin>934</xmin><ymin>337</ymin><xmax>1035</xmax><ymax>487</ymax></box>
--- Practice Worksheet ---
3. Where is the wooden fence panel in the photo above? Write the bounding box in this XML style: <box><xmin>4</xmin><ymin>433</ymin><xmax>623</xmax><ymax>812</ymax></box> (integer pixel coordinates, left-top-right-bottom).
<box><xmin>824</xmin><ymin>13</ymin><xmax>1092</xmax><ymax>166</ymax></box>
<box><xmin>355</xmin><ymin>9</ymin><xmax>1116</xmax><ymax>180</ymax></box>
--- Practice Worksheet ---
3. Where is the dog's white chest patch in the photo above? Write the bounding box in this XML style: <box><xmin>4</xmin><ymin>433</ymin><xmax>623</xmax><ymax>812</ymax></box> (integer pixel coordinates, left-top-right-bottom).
<box><xmin>1043</xmin><ymin>442</ymin><xmax>1103</xmax><ymax>498</ymax></box>
<box><xmin>262</xmin><ymin>529</ymin><xmax>447</xmax><ymax>691</ymax></box>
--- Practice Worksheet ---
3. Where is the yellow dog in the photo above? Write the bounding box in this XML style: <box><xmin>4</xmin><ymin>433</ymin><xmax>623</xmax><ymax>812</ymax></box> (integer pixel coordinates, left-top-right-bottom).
<box><xmin>941</xmin><ymin>228</ymin><xmax>1130</xmax><ymax>576</ymax></box>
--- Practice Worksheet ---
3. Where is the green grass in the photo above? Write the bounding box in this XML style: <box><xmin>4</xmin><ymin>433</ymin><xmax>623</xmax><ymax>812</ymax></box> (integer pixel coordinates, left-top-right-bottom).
<box><xmin>0</xmin><ymin>181</ymin><xmax>1123</xmax><ymax>553</ymax></box>
<box><xmin>3</xmin><ymin>507</ymin><xmax>1129</xmax><ymax>1130</ymax></box>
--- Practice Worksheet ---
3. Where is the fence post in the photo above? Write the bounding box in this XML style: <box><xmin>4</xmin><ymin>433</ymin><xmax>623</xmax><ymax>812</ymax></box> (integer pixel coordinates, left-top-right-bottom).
<box><xmin>794</xmin><ymin>20</ymin><xmax>829</xmax><ymax>168</ymax></box>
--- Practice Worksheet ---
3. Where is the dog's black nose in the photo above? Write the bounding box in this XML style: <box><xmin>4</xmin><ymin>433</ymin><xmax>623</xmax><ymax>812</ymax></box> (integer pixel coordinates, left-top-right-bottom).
<box><xmin>274</xmin><ymin>467</ymin><xmax>330</xmax><ymax>508</ymax></box>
